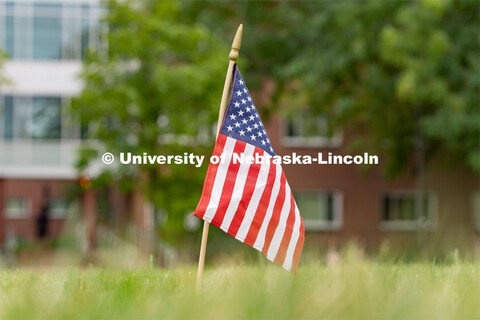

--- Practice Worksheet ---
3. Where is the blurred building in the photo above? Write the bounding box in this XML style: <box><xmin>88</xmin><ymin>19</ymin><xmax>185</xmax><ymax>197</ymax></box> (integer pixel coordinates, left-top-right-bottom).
<box><xmin>0</xmin><ymin>0</ymin><xmax>103</xmax><ymax>246</ymax></box>
<box><xmin>0</xmin><ymin>0</ymin><xmax>478</xmax><ymax>256</ymax></box>
<box><xmin>265</xmin><ymin>110</ymin><xmax>479</xmax><ymax>253</ymax></box>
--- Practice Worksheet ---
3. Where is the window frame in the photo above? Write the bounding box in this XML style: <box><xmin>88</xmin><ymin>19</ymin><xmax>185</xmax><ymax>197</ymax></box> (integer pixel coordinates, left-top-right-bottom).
<box><xmin>4</xmin><ymin>196</ymin><xmax>31</xmax><ymax>219</ymax></box>
<box><xmin>380</xmin><ymin>190</ymin><xmax>438</xmax><ymax>231</ymax></box>
<box><xmin>0</xmin><ymin>95</ymin><xmax>84</xmax><ymax>142</ymax></box>
<box><xmin>0</xmin><ymin>1</ymin><xmax>104</xmax><ymax>61</ymax></box>
<box><xmin>31</xmin><ymin>96</ymin><xmax>63</xmax><ymax>140</ymax></box>
<box><xmin>281</xmin><ymin>110</ymin><xmax>342</xmax><ymax>148</ymax></box>
<box><xmin>48</xmin><ymin>198</ymin><xmax>70</xmax><ymax>219</ymax></box>
<box><xmin>294</xmin><ymin>190</ymin><xmax>343</xmax><ymax>231</ymax></box>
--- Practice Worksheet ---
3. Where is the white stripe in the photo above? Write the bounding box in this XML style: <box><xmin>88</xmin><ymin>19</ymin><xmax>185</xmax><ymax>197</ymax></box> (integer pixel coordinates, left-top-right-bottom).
<box><xmin>267</xmin><ymin>183</ymin><xmax>292</xmax><ymax>260</ymax></box>
<box><xmin>253</xmin><ymin>164</ymin><xmax>282</xmax><ymax>250</ymax></box>
<box><xmin>203</xmin><ymin>137</ymin><xmax>237</xmax><ymax>222</ymax></box>
<box><xmin>220</xmin><ymin>144</ymin><xmax>255</xmax><ymax>232</ymax></box>
<box><xmin>236</xmin><ymin>153</ymin><xmax>271</xmax><ymax>240</ymax></box>
<box><xmin>283</xmin><ymin>203</ymin><xmax>301</xmax><ymax>271</ymax></box>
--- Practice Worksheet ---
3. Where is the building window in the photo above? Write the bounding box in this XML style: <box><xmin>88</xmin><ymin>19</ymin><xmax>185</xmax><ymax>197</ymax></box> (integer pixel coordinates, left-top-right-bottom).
<box><xmin>33</xmin><ymin>3</ymin><xmax>63</xmax><ymax>60</ymax></box>
<box><xmin>4</xmin><ymin>197</ymin><xmax>29</xmax><ymax>219</ymax></box>
<box><xmin>31</xmin><ymin>97</ymin><xmax>62</xmax><ymax>140</ymax></box>
<box><xmin>0</xmin><ymin>1</ymin><xmax>103</xmax><ymax>61</ymax></box>
<box><xmin>49</xmin><ymin>198</ymin><xmax>69</xmax><ymax>219</ymax></box>
<box><xmin>294</xmin><ymin>191</ymin><xmax>342</xmax><ymax>231</ymax></box>
<box><xmin>3</xmin><ymin>95</ymin><xmax>14</xmax><ymax>140</ymax></box>
<box><xmin>381</xmin><ymin>191</ymin><xmax>436</xmax><ymax>231</ymax></box>
<box><xmin>0</xmin><ymin>95</ymin><xmax>79</xmax><ymax>141</ymax></box>
<box><xmin>282</xmin><ymin>110</ymin><xmax>342</xmax><ymax>148</ymax></box>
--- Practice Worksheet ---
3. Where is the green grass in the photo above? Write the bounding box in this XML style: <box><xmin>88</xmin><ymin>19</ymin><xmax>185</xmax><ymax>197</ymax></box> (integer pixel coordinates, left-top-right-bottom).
<box><xmin>1</xmin><ymin>260</ymin><xmax>479</xmax><ymax>319</ymax></box>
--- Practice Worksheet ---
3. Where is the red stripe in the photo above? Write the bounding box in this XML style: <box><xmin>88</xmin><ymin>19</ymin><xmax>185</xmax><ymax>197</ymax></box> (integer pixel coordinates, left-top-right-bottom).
<box><xmin>210</xmin><ymin>141</ymin><xmax>246</xmax><ymax>227</ymax></box>
<box><xmin>243</xmin><ymin>160</ymin><xmax>277</xmax><ymax>247</ymax></box>
<box><xmin>228</xmin><ymin>148</ymin><xmax>264</xmax><ymax>237</ymax></box>
<box><xmin>261</xmin><ymin>172</ymin><xmax>287</xmax><ymax>255</ymax></box>
<box><xmin>273</xmin><ymin>192</ymin><xmax>296</xmax><ymax>266</ymax></box>
<box><xmin>290</xmin><ymin>220</ymin><xmax>305</xmax><ymax>273</ymax></box>
<box><xmin>194</xmin><ymin>134</ymin><xmax>227</xmax><ymax>219</ymax></box>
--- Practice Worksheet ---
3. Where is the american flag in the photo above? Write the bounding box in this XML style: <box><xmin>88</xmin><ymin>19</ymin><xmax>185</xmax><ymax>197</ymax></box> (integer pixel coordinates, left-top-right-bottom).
<box><xmin>194</xmin><ymin>63</ymin><xmax>304</xmax><ymax>272</ymax></box>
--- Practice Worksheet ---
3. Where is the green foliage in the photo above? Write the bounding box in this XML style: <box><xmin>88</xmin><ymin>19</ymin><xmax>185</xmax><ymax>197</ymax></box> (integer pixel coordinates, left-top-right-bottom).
<box><xmin>185</xmin><ymin>0</ymin><xmax>480</xmax><ymax>177</ymax></box>
<box><xmin>0</xmin><ymin>50</ymin><xmax>11</xmax><ymax>86</ymax></box>
<box><xmin>72</xmin><ymin>0</ymin><xmax>227</xmax><ymax>239</ymax></box>
<box><xmin>0</xmin><ymin>262</ymin><xmax>479</xmax><ymax>319</ymax></box>
<box><xmin>74</xmin><ymin>0</ymin><xmax>479</xmax><ymax>241</ymax></box>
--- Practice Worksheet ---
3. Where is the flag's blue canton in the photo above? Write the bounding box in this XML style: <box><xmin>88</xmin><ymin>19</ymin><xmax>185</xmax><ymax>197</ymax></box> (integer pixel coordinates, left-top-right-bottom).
<box><xmin>221</xmin><ymin>64</ymin><xmax>275</xmax><ymax>156</ymax></box>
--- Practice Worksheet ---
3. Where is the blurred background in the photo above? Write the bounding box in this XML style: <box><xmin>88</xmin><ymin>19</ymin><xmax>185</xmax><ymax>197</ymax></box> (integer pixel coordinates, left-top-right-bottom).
<box><xmin>0</xmin><ymin>0</ymin><xmax>478</xmax><ymax>269</ymax></box>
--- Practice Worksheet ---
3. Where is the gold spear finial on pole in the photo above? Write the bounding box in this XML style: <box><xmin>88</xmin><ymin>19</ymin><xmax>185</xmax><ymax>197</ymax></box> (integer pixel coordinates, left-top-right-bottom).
<box><xmin>196</xmin><ymin>24</ymin><xmax>243</xmax><ymax>292</ymax></box>
<box><xmin>229</xmin><ymin>24</ymin><xmax>243</xmax><ymax>61</ymax></box>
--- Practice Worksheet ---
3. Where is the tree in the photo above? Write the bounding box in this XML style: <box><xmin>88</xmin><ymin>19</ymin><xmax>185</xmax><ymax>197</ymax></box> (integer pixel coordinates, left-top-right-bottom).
<box><xmin>74</xmin><ymin>0</ymin><xmax>479</xmax><ymax>245</ymax></box>
<box><xmin>184</xmin><ymin>0</ymin><xmax>480</xmax><ymax>177</ymax></box>
<box><xmin>73</xmin><ymin>0</ymin><xmax>226</xmax><ymax>242</ymax></box>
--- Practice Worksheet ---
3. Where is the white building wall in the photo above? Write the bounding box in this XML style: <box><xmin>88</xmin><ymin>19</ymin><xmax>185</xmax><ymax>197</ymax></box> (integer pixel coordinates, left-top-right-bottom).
<box><xmin>0</xmin><ymin>0</ymin><xmax>102</xmax><ymax>179</ymax></box>
<box><xmin>3</xmin><ymin>61</ymin><xmax>82</xmax><ymax>96</ymax></box>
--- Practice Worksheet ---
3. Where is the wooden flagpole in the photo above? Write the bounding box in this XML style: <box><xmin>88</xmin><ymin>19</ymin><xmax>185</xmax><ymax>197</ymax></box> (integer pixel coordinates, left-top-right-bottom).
<box><xmin>196</xmin><ymin>24</ymin><xmax>243</xmax><ymax>291</ymax></box>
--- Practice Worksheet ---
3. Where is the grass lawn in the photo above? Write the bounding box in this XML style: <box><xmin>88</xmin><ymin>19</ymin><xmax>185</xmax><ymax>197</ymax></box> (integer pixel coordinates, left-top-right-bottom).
<box><xmin>0</xmin><ymin>260</ymin><xmax>479</xmax><ymax>319</ymax></box>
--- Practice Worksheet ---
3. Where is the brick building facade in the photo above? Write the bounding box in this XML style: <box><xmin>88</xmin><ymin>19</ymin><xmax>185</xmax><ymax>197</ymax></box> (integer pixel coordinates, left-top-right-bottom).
<box><xmin>265</xmin><ymin>113</ymin><xmax>479</xmax><ymax>253</ymax></box>
<box><xmin>0</xmin><ymin>0</ymin><xmax>478</xmax><ymax>255</ymax></box>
